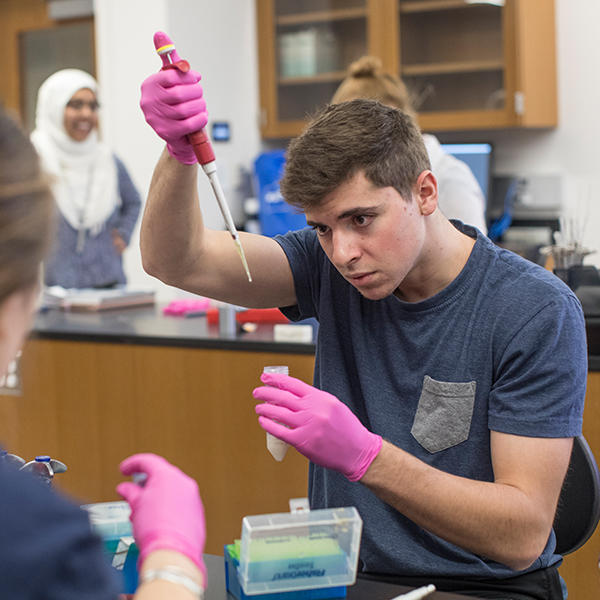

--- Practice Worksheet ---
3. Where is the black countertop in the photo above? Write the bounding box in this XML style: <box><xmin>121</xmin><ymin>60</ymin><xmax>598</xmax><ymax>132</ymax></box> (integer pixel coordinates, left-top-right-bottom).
<box><xmin>31</xmin><ymin>304</ymin><xmax>316</xmax><ymax>355</ymax></box>
<box><xmin>30</xmin><ymin>305</ymin><xmax>600</xmax><ymax>371</ymax></box>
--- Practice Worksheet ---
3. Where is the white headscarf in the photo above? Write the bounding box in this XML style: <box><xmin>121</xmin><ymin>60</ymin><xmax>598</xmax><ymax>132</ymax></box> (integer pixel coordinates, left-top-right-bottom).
<box><xmin>30</xmin><ymin>69</ymin><xmax>119</xmax><ymax>235</ymax></box>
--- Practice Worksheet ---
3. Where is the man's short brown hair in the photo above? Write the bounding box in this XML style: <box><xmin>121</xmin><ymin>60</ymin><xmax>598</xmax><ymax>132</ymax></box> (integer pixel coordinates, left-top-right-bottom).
<box><xmin>281</xmin><ymin>99</ymin><xmax>430</xmax><ymax>211</ymax></box>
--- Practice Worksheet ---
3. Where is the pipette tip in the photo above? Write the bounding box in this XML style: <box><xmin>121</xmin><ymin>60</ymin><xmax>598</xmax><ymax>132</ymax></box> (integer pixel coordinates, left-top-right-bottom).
<box><xmin>235</xmin><ymin>238</ymin><xmax>253</xmax><ymax>282</ymax></box>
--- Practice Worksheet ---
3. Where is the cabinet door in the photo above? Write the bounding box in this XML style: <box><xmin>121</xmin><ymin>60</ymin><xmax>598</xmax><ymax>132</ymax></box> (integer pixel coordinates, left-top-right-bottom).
<box><xmin>0</xmin><ymin>339</ymin><xmax>314</xmax><ymax>554</ymax></box>
<box><xmin>558</xmin><ymin>371</ymin><xmax>600</xmax><ymax>600</ymax></box>
<box><xmin>398</xmin><ymin>0</ymin><xmax>557</xmax><ymax>132</ymax></box>
<box><xmin>256</xmin><ymin>0</ymin><xmax>557</xmax><ymax>138</ymax></box>
<box><xmin>256</xmin><ymin>0</ymin><xmax>396</xmax><ymax>138</ymax></box>
<box><xmin>0</xmin><ymin>0</ymin><xmax>95</xmax><ymax>129</ymax></box>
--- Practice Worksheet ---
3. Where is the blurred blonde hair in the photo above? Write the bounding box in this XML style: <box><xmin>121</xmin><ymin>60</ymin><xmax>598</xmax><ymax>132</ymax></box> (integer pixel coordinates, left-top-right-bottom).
<box><xmin>0</xmin><ymin>108</ymin><xmax>55</xmax><ymax>304</ymax></box>
<box><xmin>331</xmin><ymin>56</ymin><xmax>417</xmax><ymax>120</ymax></box>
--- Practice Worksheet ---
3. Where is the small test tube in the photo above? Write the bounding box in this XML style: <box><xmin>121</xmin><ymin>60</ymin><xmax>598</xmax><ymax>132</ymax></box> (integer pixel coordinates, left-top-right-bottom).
<box><xmin>263</xmin><ymin>365</ymin><xmax>289</xmax><ymax>461</ymax></box>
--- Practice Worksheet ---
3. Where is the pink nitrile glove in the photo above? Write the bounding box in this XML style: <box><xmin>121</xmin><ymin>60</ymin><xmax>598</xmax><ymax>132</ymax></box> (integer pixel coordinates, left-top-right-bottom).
<box><xmin>140</xmin><ymin>55</ymin><xmax>207</xmax><ymax>165</ymax></box>
<box><xmin>116</xmin><ymin>453</ymin><xmax>206</xmax><ymax>580</ymax></box>
<box><xmin>253</xmin><ymin>373</ymin><xmax>382</xmax><ymax>482</ymax></box>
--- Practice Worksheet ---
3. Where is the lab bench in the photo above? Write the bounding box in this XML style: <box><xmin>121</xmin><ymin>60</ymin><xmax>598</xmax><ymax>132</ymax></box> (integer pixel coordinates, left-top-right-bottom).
<box><xmin>0</xmin><ymin>304</ymin><xmax>315</xmax><ymax>556</ymax></box>
<box><xmin>203</xmin><ymin>553</ymin><xmax>476</xmax><ymax>600</ymax></box>
<box><xmin>0</xmin><ymin>305</ymin><xmax>598</xmax><ymax>597</ymax></box>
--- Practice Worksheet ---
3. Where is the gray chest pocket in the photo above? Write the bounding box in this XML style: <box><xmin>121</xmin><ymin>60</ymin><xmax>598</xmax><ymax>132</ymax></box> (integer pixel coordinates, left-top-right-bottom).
<box><xmin>411</xmin><ymin>375</ymin><xmax>476</xmax><ymax>453</ymax></box>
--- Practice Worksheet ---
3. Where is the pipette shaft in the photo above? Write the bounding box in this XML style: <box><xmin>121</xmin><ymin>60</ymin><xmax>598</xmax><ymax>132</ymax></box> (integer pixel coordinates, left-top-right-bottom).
<box><xmin>203</xmin><ymin>162</ymin><xmax>252</xmax><ymax>282</ymax></box>
<box><xmin>153</xmin><ymin>32</ymin><xmax>252</xmax><ymax>282</ymax></box>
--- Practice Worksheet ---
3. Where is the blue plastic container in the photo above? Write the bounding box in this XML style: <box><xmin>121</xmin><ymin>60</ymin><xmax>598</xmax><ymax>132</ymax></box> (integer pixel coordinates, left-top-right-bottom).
<box><xmin>225</xmin><ymin>545</ymin><xmax>346</xmax><ymax>600</ymax></box>
<box><xmin>253</xmin><ymin>150</ymin><xmax>307</xmax><ymax>237</ymax></box>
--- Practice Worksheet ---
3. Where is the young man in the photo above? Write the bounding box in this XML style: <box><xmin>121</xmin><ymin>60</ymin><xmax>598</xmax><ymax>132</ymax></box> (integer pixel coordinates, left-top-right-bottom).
<box><xmin>139</xmin><ymin>64</ymin><xmax>586</xmax><ymax>599</ymax></box>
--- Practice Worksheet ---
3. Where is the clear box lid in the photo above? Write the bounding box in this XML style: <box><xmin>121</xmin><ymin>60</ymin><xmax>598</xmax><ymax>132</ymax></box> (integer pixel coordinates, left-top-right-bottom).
<box><xmin>238</xmin><ymin>506</ymin><xmax>362</xmax><ymax>595</ymax></box>
<box><xmin>82</xmin><ymin>500</ymin><xmax>132</xmax><ymax>539</ymax></box>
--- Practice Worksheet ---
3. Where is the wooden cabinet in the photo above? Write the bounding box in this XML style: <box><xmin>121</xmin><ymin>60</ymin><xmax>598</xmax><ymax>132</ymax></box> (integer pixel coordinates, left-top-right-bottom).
<box><xmin>0</xmin><ymin>339</ymin><xmax>314</xmax><ymax>555</ymax></box>
<box><xmin>256</xmin><ymin>0</ymin><xmax>557</xmax><ymax>138</ymax></box>
<box><xmin>2</xmin><ymin>337</ymin><xmax>597</xmax><ymax>591</ymax></box>
<box><xmin>256</xmin><ymin>0</ymin><xmax>397</xmax><ymax>138</ymax></box>
<box><xmin>558</xmin><ymin>370</ymin><xmax>600</xmax><ymax>600</ymax></box>
<box><xmin>0</xmin><ymin>0</ymin><xmax>94</xmax><ymax>130</ymax></box>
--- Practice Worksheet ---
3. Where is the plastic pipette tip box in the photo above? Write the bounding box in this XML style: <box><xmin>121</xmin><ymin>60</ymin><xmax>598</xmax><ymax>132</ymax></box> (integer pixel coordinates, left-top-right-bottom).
<box><xmin>225</xmin><ymin>545</ymin><xmax>347</xmax><ymax>600</ymax></box>
<box><xmin>81</xmin><ymin>501</ymin><xmax>139</xmax><ymax>593</ymax></box>
<box><xmin>226</xmin><ymin>506</ymin><xmax>362</xmax><ymax>598</ymax></box>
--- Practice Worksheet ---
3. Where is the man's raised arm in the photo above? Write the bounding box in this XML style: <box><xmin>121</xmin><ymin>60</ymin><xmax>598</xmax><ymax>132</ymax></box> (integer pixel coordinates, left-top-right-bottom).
<box><xmin>138</xmin><ymin>53</ymin><xmax>296</xmax><ymax>308</ymax></box>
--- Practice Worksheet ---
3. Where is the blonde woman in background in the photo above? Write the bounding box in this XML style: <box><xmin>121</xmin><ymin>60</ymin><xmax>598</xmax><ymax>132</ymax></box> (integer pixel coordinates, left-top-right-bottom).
<box><xmin>31</xmin><ymin>69</ymin><xmax>141</xmax><ymax>289</ymax></box>
<box><xmin>332</xmin><ymin>56</ymin><xmax>488</xmax><ymax>233</ymax></box>
<box><xmin>0</xmin><ymin>107</ymin><xmax>205</xmax><ymax>599</ymax></box>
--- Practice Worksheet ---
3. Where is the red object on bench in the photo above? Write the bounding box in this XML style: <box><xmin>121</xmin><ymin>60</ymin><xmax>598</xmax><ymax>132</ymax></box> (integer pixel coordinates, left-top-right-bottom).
<box><xmin>206</xmin><ymin>307</ymin><xmax>289</xmax><ymax>325</ymax></box>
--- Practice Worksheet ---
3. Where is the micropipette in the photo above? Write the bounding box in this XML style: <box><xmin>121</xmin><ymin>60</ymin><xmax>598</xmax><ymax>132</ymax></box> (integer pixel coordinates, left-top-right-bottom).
<box><xmin>389</xmin><ymin>584</ymin><xmax>436</xmax><ymax>600</ymax></box>
<box><xmin>153</xmin><ymin>31</ymin><xmax>252</xmax><ymax>283</ymax></box>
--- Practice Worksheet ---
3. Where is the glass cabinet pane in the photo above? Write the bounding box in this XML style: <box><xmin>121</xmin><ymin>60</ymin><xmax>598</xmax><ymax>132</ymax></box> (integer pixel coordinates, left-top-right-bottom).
<box><xmin>398</xmin><ymin>1</ymin><xmax>505</xmax><ymax>114</ymax></box>
<box><xmin>20</xmin><ymin>21</ymin><xmax>95</xmax><ymax>132</ymax></box>
<box><xmin>274</xmin><ymin>0</ymin><xmax>368</xmax><ymax>122</ymax></box>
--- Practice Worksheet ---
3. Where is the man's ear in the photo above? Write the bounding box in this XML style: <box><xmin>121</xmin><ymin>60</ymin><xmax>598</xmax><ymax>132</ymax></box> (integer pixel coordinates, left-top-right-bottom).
<box><xmin>414</xmin><ymin>170</ymin><xmax>438</xmax><ymax>216</ymax></box>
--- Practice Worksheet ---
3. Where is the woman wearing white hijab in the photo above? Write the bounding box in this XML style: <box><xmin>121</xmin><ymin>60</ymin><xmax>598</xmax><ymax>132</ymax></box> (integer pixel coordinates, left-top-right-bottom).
<box><xmin>31</xmin><ymin>68</ymin><xmax>141</xmax><ymax>289</ymax></box>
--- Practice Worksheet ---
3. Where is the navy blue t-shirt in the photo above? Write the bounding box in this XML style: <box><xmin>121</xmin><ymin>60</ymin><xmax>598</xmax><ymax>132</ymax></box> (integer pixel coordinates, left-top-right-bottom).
<box><xmin>275</xmin><ymin>221</ymin><xmax>587</xmax><ymax>579</ymax></box>
<box><xmin>0</xmin><ymin>460</ymin><xmax>120</xmax><ymax>598</ymax></box>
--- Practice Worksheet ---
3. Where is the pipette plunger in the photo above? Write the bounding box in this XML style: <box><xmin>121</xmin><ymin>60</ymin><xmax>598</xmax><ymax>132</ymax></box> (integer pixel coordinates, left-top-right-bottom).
<box><xmin>152</xmin><ymin>31</ymin><xmax>252</xmax><ymax>282</ymax></box>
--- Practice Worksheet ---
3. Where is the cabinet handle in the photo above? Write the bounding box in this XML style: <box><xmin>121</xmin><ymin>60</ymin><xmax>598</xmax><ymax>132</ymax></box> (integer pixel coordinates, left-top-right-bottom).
<box><xmin>465</xmin><ymin>0</ymin><xmax>505</xmax><ymax>6</ymax></box>
<box><xmin>514</xmin><ymin>91</ymin><xmax>525</xmax><ymax>116</ymax></box>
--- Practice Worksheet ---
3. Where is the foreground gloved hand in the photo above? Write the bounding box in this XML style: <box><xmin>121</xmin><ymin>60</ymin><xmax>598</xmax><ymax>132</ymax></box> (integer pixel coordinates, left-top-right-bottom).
<box><xmin>116</xmin><ymin>453</ymin><xmax>206</xmax><ymax>579</ymax></box>
<box><xmin>253</xmin><ymin>373</ymin><xmax>382</xmax><ymax>482</ymax></box>
<box><xmin>140</xmin><ymin>52</ymin><xmax>207</xmax><ymax>165</ymax></box>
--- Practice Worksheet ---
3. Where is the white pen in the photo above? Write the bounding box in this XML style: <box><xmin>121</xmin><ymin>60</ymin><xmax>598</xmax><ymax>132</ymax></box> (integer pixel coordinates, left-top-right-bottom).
<box><xmin>390</xmin><ymin>583</ymin><xmax>436</xmax><ymax>600</ymax></box>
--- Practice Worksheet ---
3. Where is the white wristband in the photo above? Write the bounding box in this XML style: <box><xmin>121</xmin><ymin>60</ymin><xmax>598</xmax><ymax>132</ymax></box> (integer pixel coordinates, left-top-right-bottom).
<box><xmin>141</xmin><ymin>566</ymin><xmax>204</xmax><ymax>599</ymax></box>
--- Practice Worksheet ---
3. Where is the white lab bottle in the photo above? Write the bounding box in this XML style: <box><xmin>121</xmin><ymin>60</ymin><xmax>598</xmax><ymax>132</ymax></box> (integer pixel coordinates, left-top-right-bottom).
<box><xmin>263</xmin><ymin>365</ymin><xmax>290</xmax><ymax>461</ymax></box>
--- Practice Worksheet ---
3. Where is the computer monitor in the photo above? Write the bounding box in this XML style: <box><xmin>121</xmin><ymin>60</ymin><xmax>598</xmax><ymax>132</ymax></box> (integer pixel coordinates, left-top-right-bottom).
<box><xmin>440</xmin><ymin>142</ymin><xmax>493</xmax><ymax>206</ymax></box>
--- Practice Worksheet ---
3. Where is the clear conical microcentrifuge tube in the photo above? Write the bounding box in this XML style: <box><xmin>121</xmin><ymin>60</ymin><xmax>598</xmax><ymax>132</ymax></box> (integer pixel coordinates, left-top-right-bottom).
<box><xmin>263</xmin><ymin>365</ymin><xmax>289</xmax><ymax>461</ymax></box>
